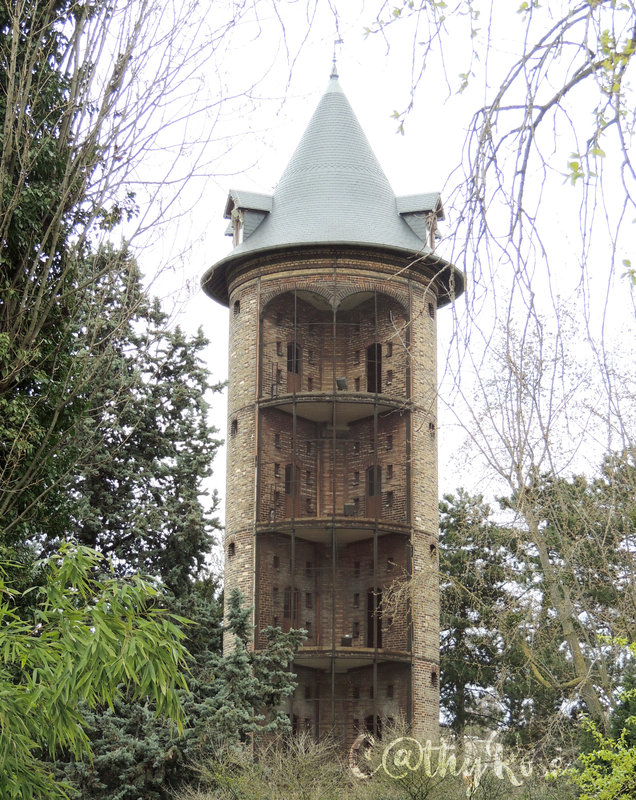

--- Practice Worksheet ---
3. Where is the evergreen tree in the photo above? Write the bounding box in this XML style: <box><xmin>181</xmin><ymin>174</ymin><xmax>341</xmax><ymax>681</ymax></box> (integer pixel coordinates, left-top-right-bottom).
<box><xmin>439</xmin><ymin>490</ymin><xmax>508</xmax><ymax>736</ymax></box>
<box><xmin>53</xmin><ymin>588</ymin><xmax>305</xmax><ymax>800</ymax></box>
<box><xmin>209</xmin><ymin>589</ymin><xmax>306</xmax><ymax>742</ymax></box>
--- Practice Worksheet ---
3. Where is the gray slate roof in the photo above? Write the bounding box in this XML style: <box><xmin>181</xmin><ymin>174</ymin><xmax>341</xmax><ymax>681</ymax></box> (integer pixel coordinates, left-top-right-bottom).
<box><xmin>203</xmin><ymin>75</ymin><xmax>460</xmax><ymax>305</ymax></box>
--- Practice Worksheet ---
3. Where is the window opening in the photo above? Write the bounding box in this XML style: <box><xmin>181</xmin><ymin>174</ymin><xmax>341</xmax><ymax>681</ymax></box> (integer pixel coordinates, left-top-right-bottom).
<box><xmin>366</xmin><ymin>588</ymin><xmax>382</xmax><ymax>648</ymax></box>
<box><xmin>230</xmin><ymin>419</ymin><xmax>238</xmax><ymax>436</ymax></box>
<box><xmin>233</xmin><ymin>299</ymin><xmax>240</xmax><ymax>315</ymax></box>
<box><xmin>228</xmin><ymin>542</ymin><xmax>235</xmax><ymax>557</ymax></box>
<box><xmin>283</xmin><ymin>587</ymin><xmax>300</xmax><ymax>626</ymax></box>
<box><xmin>276</xmin><ymin>340</ymin><xmax>283</xmax><ymax>356</ymax></box>
<box><xmin>284</xmin><ymin>463</ymin><xmax>300</xmax><ymax>517</ymax></box>
<box><xmin>366</xmin><ymin>343</ymin><xmax>382</xmax><ymax>393</ymax></box>
<box><xmin>286</xmin><ymin>342</ymin><xmax>301</xmax><ymax>391</ymax></box>
<box><xmin>366</xmin><ymin>465</ymin><xmax>382</xmax><ymax>517</ymax></box>
<box><xmin>365</xmin><ymin>715</ymin><xmax>382</xmax><ymax>738</ymax></box>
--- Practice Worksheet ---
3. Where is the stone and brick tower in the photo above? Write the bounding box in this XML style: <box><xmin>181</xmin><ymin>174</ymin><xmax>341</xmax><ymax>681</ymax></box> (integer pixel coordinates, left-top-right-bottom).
<box><xmin>202</xmin><ymin>72</ymin><xmax>463</xmax><ymax>745</ymax></box>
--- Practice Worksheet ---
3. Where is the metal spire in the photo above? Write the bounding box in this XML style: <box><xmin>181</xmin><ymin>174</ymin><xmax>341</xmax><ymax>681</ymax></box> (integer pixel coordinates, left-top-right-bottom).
<box><xmin>331</xmin><ymin>37</ymin><xmax>343</xmax><ymax>78</ymax></box>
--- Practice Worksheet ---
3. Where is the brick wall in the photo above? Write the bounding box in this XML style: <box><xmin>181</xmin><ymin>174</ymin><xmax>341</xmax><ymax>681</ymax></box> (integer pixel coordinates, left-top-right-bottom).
<box><xmin>221</xmin><ymin>251</ymin><xmax>444</xmax><ymax>743</ymax></box>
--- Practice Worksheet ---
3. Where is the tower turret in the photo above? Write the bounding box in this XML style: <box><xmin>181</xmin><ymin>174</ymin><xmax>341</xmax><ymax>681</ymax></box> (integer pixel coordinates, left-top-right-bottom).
<box><xmin>202</xmin><ymin>73</ymin><xmax>463</xmax><ymax>745</ymax></box>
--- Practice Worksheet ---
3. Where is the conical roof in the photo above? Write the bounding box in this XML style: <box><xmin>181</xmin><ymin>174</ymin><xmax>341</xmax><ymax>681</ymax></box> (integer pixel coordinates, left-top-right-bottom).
<box><xmin>237</xmin><ymin>75</ymin><xmax>425</xmax><ymax>252</ymax></box>
<box><xmin>203</xmin><ymin>74</ymin><xmax>460</xmax><ymax>305</ymax></box>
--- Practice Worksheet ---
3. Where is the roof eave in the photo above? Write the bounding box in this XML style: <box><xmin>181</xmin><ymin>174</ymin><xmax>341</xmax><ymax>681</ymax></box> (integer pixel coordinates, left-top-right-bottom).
<box><xmin>201</xmin><ymin>241</ymin><xmax>464</xmax><ymax>308</ymax></box>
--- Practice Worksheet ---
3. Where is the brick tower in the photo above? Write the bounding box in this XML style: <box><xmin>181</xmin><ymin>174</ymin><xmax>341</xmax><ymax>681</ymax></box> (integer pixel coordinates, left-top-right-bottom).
<box><xmin>202</xmin><ymin>71</ymin><xmax>463</xmax><ymax>745</ymax></box>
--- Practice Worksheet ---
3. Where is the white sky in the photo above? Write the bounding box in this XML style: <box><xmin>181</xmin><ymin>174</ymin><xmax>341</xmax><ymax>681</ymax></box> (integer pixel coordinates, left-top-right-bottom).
<box><xmin>121</xmin><ymin>0</ymin><xmax>634</xmax><ymax>527</ymax></box>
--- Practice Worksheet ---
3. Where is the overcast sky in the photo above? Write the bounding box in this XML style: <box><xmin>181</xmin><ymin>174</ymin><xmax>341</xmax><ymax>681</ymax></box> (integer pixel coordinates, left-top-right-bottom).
<box><xmin>124</xmin><ymin>1</ymin><xmax>634</xmax><ymax>527</ymax></box>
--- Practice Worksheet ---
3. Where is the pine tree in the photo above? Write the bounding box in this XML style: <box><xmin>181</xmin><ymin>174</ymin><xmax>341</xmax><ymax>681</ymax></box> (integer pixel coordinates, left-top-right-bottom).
<box><xmin>439</xmin><ymin>490</ymin><xmax>508</xmax><ymax>736</ymax></box>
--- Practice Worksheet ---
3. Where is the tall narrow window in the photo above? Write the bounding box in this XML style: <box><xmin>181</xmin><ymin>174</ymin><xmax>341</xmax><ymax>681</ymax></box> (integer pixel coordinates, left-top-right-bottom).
<box><xmin>367</xmin><ymin>466</ymin><xmax>381</xmax><ymax>496</ymax></box>
<box><xmin>287</xmin><ymin>342</ymin><xmax>301</xmax><ymax>373</ymax></box>
<box><xmin>233</xmin><ymin>299</ymin><xmax>240</xmax><ymax>315</ymax></box>
<box><xmin>366</xmin><ymin>466</ymin><xmax>382</xmax><ymax>518</ymax></box>
<box><xmin>287</xmin><ymin>342</ymin><xmax>301</xmax><ymax>392</ymax></box>
<box><xmin>366</xmin><ymin>343</ymin><xmax>382</xmax><ymax>393</ymax></box>
<box><xmin>367</xmin><ymin>588</ymin><xmax>382</xmax><ymax>648</ymax></box>
<box><xmin>284</xmin><ymin>463</ymin><xmax>300</xmax><ymax>517</ymax></box>
<box><xmin>283</xmin><ymin>587</ymin><xmax>300</xmax><ymax>625</ymax></box>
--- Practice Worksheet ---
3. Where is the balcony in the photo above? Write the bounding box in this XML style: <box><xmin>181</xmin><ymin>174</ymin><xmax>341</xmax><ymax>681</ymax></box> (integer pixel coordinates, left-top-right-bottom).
<box><xmin>255</xmin><ymin>517</ymin><xmax>410</xmax><ymax>544</ymax></box>
<box><xmin>259</xmin><ymin>390</ymin><xmax>410</xmax><ymax>424</ymax></box>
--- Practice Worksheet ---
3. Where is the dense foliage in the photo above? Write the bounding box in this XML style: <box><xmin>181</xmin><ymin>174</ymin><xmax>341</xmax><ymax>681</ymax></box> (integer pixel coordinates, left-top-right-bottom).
<box><xmin>439</xmin><ymin>450</ymin><xmax>636</xmax><ymax>751</ymax></box>
<box><xmin>0</xmin><ymin>545</ymin><xmax>189</xmax><ymax>800</ymax></box>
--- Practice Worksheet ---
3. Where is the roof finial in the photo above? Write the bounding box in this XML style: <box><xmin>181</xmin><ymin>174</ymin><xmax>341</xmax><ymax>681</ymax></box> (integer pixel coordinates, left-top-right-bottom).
<box><xmin>331</xmin><ymin>37</ymin><xmax>343</xmax><ymax>78</ymax></box>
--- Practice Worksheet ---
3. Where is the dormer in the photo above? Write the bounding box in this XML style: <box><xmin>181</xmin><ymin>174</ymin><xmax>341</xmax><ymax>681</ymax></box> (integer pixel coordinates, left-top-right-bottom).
<box><xmin>224</xmin><ymin>190</ymin><xmax>272</xmax><ymax>247</ymax></box>
<box><xmin>396</xmin><ymin>193</ymin><xmax>444</xmax><ymax>250</ymax></box>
